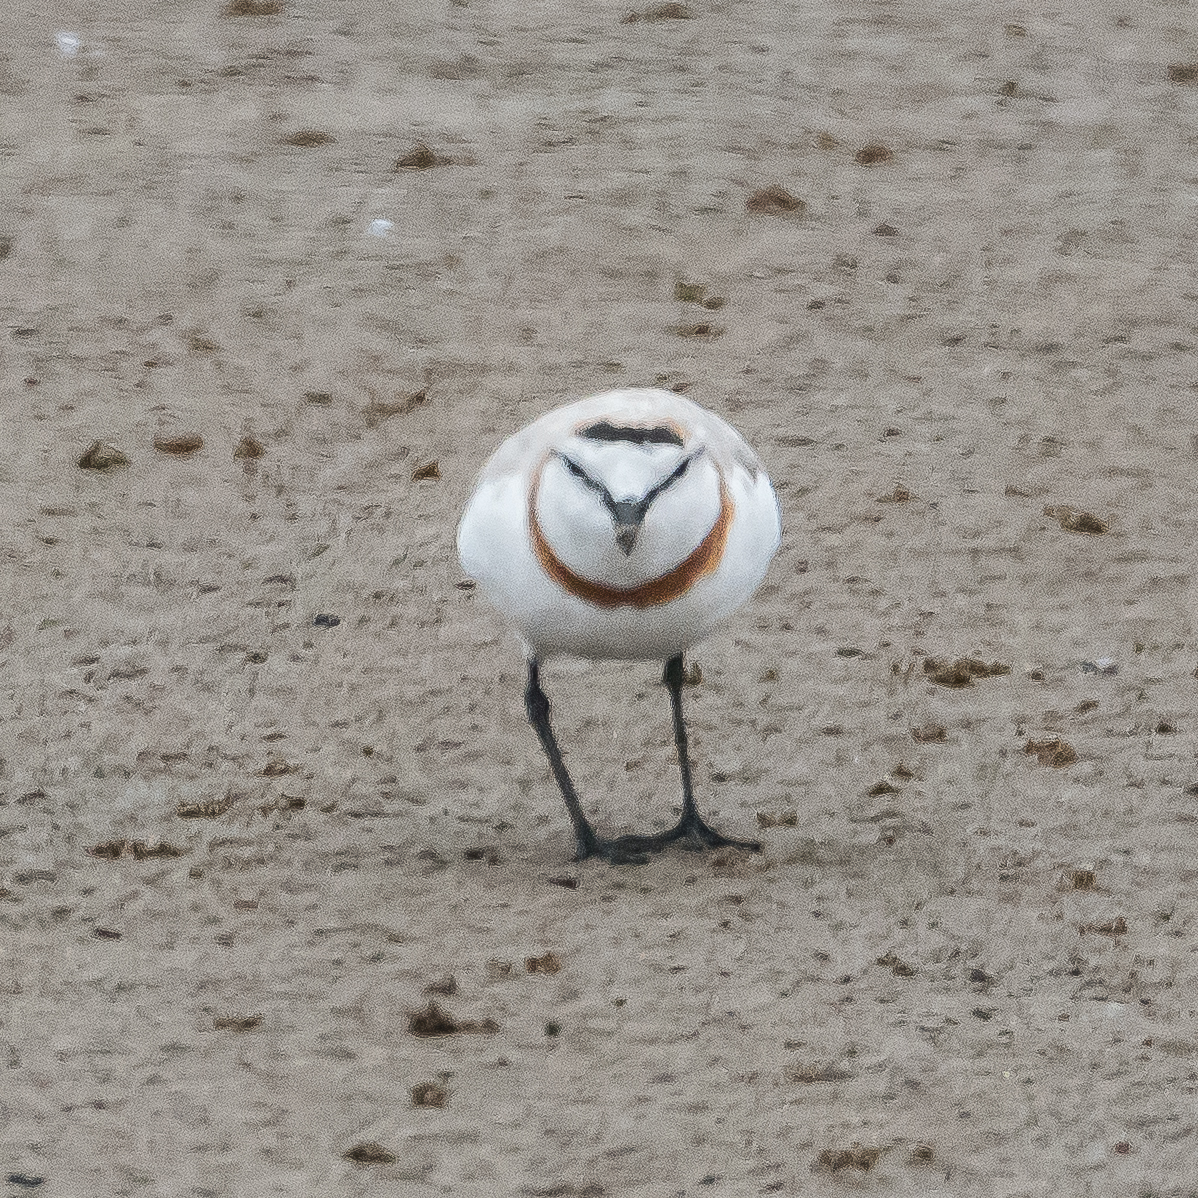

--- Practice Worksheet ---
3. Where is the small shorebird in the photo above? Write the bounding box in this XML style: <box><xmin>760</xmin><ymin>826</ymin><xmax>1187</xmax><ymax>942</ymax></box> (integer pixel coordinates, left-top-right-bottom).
<box><xmin>458</xmin><ymin>387</ymin><xmax>781</xmax><ymax>863</ymax></box>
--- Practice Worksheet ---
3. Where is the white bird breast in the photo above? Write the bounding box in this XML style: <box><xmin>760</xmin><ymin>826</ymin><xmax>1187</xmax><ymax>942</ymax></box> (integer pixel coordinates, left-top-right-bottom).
<box><xmin>535</xmin><ymin>447</ymin><xmax>722</xmax><ymax>585</ymax></box>
<box><xmin>457</xmin><ymin>389</ymin><xmax>781</xmax><ymax>661</ymax></box>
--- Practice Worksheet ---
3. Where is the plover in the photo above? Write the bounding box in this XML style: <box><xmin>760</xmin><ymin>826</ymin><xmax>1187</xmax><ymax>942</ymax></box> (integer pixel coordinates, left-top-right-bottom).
<box><xmin>458</xmin><ymin>387</ymin><xmax>781</xmax><ymax>863</ymax></box>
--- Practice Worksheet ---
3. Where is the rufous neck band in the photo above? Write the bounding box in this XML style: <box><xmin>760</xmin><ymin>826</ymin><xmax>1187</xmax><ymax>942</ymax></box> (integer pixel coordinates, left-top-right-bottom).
<box><xmin>528</xmin><ymin>467</ymin><xmax>733</xmax><ymax>609</ymax></box>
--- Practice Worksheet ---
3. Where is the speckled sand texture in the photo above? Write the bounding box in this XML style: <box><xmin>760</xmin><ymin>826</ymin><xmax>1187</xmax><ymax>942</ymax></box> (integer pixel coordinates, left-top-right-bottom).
<box><xmin>3</xmin><ymin>2</ymin><xmax>1198</xmax><ymax>1195</ymax></box>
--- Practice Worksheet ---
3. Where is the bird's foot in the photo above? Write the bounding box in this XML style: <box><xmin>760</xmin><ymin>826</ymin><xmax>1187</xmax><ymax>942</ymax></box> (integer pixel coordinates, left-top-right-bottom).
<box><xmin>572</xmin><ymin>832</ymin><xmax>658</xmax><ymax>865</ymax></box>
<box><xmin>572</xmin><ymin>819</ymin><xmax>760</xmax><ymax>863</ymax></box>
<box><xmin>663</xmin><ymin>815</ymin><xmax>762</xmax><ymax>854</ymax></box>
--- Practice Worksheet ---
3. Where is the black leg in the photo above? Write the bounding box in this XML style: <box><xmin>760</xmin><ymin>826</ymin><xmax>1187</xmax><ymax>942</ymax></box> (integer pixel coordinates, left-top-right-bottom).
<box><xmin>523</xmin><ymin>656</ymin><xmax>760</xmax><ymax>862</ymax></box>
<box><xmin>524</xmin><ymin>659</ymin><xmax>651</xmax><ymax>864</ymax></box>
<box><xmin>657</xmin><ymin>654</ymin><xmax>762</xmax><ymax>853</ymax></box>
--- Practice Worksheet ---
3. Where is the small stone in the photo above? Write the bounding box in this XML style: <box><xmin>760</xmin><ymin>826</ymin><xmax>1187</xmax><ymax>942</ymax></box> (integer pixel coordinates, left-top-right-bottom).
<box><xmin>1025</xmin><ymin>737</ymin><xmax>1078</xmax><ymax>768</ymax></box>
<box><xmin>281</xmin><ymin>130</ymin><xmax>334</xmax><ymax>147</ymax></box>
<box><xmin>745</xmin><ymin>185</ymin><xmax>806</xmax><ymax>215</ymax></box>
<box><xmin>213</xmin><ymin>1013</ymin><xmax>263</xmax><ymax>1030</ymax></box>
<box><xmin>78</xmin><ymin>441</ymin><xmax>129</xmax><ymax>471</ymax></box>
<box><xmin>395</xmin><ymin>142</ymin><xmax>449</xmax><ymax>169</ymax></box>
<box><xmin>855</xmin><ymin>143</ymin><xmax>893</xmax><ymax>165</ymax></box>
<box><xmin>176</xmin><ymin>798</ymin><xmax>232</xmax><ymax>819</ymax></box>
<box><xmin>672</xmin><ymin>322</ymin><xmax>722</xmax><ymax>339</ymax></box>
<box><xmin>153</xmin><ymin>433</ymin><xmax>204</xmax><ymax>456</ymax></box>
<box><xmin>756</xmin><ymin>810</ymin><xmax>798</xmax><ymax>828</ymax></box>
<box><xmin>814</xmin><ymin>1145</ymin><xmax>882</xmax><ymax>1172</ymax></box>
<box><xmin>1044</xmin><ymin>505</ymin><xmax>1108</xmax><ymax>534</ymax></box>
<box><xmin>233</xmin><ymin>436</ymin><xmax>265</xmax><ymax>459</ymax></box>
<box><xmin>408</xmin><ymin>1001</ymin><xmax>460</xmax><ymax>1036</ymax></box>
<box><xmin>923</xmin><ymin>657</ymin><xmax>1010</xmax><ymax>687</ymax></box>
<box><xmin>87</xmin><ymin>839</ymin><xmax>185</xmax><ymax>860</ymax></box>
<box><xmin>411</xmin><ymin>1080</ymin><xmax>449</xmax><ymax>1108</ymax></box>
<box><xmin>342</xmin><ymin>1142</ymin><xmax>396</xmax><ymax>1164</ymax></box>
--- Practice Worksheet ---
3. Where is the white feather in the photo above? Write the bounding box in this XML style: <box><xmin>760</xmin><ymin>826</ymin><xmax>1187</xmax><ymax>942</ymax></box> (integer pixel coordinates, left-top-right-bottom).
<box><xmin>457</xmin><ymin>387</ymin><xmax>781</xmax><ymax>661</ymax></box>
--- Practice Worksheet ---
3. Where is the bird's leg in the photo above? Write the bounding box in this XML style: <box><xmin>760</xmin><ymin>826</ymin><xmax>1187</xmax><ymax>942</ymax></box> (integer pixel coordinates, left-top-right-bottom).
<box><xmin>657</xmin><ymin>654</ymin><xmax>762</xmax><ymax>853</ymax></box>
<box><xmin>524</xmin><ymin>659</ymin><xmax>650</xmax><ymax>864</ymax></box>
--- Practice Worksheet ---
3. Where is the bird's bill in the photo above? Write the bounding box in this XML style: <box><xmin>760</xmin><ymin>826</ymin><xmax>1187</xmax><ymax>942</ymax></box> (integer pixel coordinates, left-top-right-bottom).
<box><xmin>614</xmin><ymin>520</ymin><xmax>640</xmax><ymax>555</ymax></box>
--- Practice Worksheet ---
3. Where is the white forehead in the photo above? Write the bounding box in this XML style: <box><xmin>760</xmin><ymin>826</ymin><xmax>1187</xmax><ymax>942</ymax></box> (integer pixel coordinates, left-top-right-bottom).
<box><xmin>551</xmin><ymin>388</ymin><xmax>759</xmax><ymax>471</ymax></box>
<box><xmin>561</xmin><ymin>435</ymin><xmax>688</xmax><ymax>500</ymax></box>
<box><xmin>475</xmin><ymin>386</ymin><xmax>762</xmax><ymax>488</ymax></box>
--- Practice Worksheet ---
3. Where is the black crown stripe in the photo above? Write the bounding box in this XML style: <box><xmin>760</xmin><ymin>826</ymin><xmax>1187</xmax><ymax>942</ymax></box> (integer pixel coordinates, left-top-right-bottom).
<box><xmin>578</xmin><ymin>421</ymin><xmax>685</xmax><ymax>447</ymax></box>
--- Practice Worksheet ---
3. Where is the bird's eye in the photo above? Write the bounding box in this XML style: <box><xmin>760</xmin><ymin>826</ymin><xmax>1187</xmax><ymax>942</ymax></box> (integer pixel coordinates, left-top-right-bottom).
<box><xmin>665</xmin><ymin>453</ymin><xmax>696</xmax><ymax>486</ymax></box>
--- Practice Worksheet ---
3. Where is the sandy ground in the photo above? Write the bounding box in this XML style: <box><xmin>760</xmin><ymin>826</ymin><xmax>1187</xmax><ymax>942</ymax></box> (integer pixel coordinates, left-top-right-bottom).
<box><xmin>3</xmin><ymin>0</ymin><xmax>1198</xmax><ymax>1194</ymax></box>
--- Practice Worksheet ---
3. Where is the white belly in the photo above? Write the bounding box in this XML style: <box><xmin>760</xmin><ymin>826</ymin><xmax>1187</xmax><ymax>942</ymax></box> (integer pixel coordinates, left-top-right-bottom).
<box><xmin>458</xmin><ymin>466</ymin><xmax>780</xmax><ymax>661</ymax></box>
